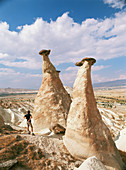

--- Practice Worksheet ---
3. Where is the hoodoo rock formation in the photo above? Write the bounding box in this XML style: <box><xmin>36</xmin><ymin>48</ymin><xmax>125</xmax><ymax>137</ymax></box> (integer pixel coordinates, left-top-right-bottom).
<box><xmin>63</xmin><ymin>58</ymin><xmax>125</xmax><ymax>170</ymax></box>
<box><xmin>33</xmin><ymin>50</ymin><xmax>71</xmax><ymax>133</ymax></box>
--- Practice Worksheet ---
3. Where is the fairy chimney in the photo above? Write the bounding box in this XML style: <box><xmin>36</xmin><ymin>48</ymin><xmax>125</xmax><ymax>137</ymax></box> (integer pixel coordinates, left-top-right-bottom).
<box><xmin>63</xmin><ymin>58</ymin><xmax>125</xmax><ymax>170</ymax></box>
<box><xmin>33</xmin><ymin>50</ymin><xmax>71</xmax><ymax>133</ymax></box>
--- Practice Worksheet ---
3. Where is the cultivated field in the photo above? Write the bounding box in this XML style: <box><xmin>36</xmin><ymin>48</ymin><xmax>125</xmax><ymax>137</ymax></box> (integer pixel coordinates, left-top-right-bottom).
<box><xmin>94</xmin><ymin>88</ymin><xmax>126</xmax><ymax>115</ymax></box>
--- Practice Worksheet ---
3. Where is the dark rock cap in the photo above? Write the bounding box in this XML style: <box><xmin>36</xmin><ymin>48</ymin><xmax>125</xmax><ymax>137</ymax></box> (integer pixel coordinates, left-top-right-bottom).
<box><xmin>39</xmin><ymin>49</ymin><xmax>51</xmax><ymax>55</ymax></box>
<box><xmin>56</xmin><ymin>70</ymin><xmax>61</xmax><ymax>73</ymax></box>
<box><xmin>75</xmin><ymin>57</ymin><xmax>96</xmax><ymax>66</ymax></box>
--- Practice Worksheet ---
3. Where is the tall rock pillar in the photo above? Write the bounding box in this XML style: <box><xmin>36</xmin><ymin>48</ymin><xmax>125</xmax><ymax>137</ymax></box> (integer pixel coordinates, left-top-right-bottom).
<box><xmin>63</xmin><ymin>58</ymin><xmax>125</xmax><ymax>170</ymax></box>
<box><xmin>33</xmin><ymin>50</ymin><xmax>71</xmax><ymax>133</ymax></box>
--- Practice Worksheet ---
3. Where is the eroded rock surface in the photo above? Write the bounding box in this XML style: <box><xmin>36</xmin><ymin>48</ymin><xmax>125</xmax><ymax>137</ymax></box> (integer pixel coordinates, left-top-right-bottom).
<box><xmin>0</xmin><ymin>134</ymin><xmax>65</xmax><ymax>170</ymax></box>
<box><xmin>74</xmin><ymin>156</ymin><xmax>107</xmax><ymax>170</ymax></box>
<box><xmin>0</xmin><ymin>125</ymin><xmax>82</xmax><ymax>170</ymax></box>
<box><xmin>115</xmin><ymin>128</ymin><xmax>126</xmax><ymax>164</ymax></box>
<box><xmin>33</xmin><ymin>50</ymin><xmax>71</xmax><ymax>133</ymax></box>
<box><xmin>64</xmin><ymin>58</ymin><xmax>125</xmax><ymax>170</ymax></box>
<box><xmin>0</xmin><ymin>115</ymin><xmax>4</xmax><ymax>127</ymax></box>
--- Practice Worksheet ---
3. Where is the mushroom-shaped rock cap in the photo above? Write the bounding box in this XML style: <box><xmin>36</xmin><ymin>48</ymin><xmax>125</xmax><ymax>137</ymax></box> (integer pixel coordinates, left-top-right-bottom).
<box><xmin>75</xmin><ymin>57</ymin><xmax>96</xmax><ymax>66</ymax></box>
<box><xmin>56</xmin><ymin>70</ymin><xmax>61</xmax><ymax>73</ymax></box>
<box><xmin>39</xmin><ymin>49</ymin><xmax>51</xmax><ymax>56</ymax></box>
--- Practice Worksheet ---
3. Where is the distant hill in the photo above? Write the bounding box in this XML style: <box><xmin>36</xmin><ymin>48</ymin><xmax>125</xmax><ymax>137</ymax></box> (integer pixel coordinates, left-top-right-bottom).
<box><xmin>93</xmin><ymin>79</ymin><xmax>126</xmax><ymax>89</ymax></box>
<box><xmin>0</xmin><ymin>88</ymin><xmax>38</xmax><ymax>97</ymax></box>
<box><xmin>0</xmin><ymin>79</ymin><xmax>126</xmax><ymax>95</ymax></box>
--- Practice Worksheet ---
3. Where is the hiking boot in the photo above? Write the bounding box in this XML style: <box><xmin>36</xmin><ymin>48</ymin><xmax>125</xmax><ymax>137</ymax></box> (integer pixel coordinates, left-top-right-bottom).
<box><xmin>32</xmin><ymin>133</ymin><xmax>35</xmax><ymax>136</ymax></box>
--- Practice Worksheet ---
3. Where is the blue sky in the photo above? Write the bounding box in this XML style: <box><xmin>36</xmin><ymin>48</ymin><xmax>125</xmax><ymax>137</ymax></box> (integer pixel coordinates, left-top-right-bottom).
<box><xmin>0</xmin><ymin>0</ymin><xmax>126</xmax><ymax>89</ymax></box>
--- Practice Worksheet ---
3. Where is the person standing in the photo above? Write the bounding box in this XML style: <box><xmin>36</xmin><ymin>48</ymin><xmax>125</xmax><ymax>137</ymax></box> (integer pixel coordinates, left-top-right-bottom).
<box><xmin>24</xmin><ymin>110</ymin><xmax>35</xmax><ymax>135</ymax></box>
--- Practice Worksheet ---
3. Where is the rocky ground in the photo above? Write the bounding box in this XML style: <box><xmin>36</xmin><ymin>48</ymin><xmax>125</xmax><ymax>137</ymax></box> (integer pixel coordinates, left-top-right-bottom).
<box><xmin>0</xmin><ymin>126</ymin><xmax>82</xmax><ymax>170</ymax></box>
<box><xmin>0</xmin><ymin>87</ymin><xmax>126</xmax><ymax>169</ymax></box>
<box><xmin>0</xmin><ymin>93</ymin><xmax>82</xmax><ymax>170</ymax></box>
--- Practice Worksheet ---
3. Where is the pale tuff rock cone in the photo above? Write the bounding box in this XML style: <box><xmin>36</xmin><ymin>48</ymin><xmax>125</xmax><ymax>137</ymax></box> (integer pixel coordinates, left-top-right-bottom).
<box><xmin>33</xmin><ymin>50</ymin><xmax>71</xmax><ymax>133</ymax></box>
<box><xmin>63</xmin><ymin>58</ymin><xmax>125</xmax><ymax>170</ymax></box>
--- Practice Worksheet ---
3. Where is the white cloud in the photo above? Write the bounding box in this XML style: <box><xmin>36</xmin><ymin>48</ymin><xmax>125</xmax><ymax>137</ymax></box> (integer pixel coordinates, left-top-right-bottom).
<box><xmin>93</xmin><ymin>65</ymin><xmax>111</xmax><ymax>71</ymax></box>
<box><xmin>16</xmin><ymin>26</ymin><xmax>23</xmax><ymax>30</ymax></box>
<box><xmin>60</xmin><ymin>72</ymin><xmax>77</xmax><ymax>87</ymax></box>
<box><xmin>0</xmin><ymin>68</ymin><xmax>41</xmax><ymax>88</ymax></box>
<box><xmin>103</xmin><ymin>0</ymin><xmax>125</xmax><ymax>9</ymax></box>
<box><xmin>92</xmin><ymin>73</ymin><xmax>117</xmax><ymax>83</ymax></box>
<box><xmin>0</xmin><ymin>53</ymin><xmax>9</xmax><ymax>59</ymax></box>
<box><xmin>65</xmin><ymin>66</ymin><xmax>78</xmax><ymax>72</ymax></box>
<box><xmin>0</xmin><ymin>12</ymin><xmax>126</xmax><ymax>67</ymax></box>
<box><xmin>119</xmin><ymin>74</ymin><xmax>126</xmax><ymax>79</ymax></box>
<box><xmin>0</xmin><ymin>68</ymin><xmax>15</xmax><ymax>73</ymax></box>
<box><xmin>92</xmin><ymin>72</ymin><xmax>126</xmax><ymax>84</ymax></box>
<box><xmin>92</xmin><ymin>74</ymin><xmax>106</xmax><ymax>83</ymax></box>
<box><xmin>0</xmin><ymin>11</ymin><xmax>126</xmax><ymax>87</ymax></box>
<box><xmin>0</xmin><ymin>68</ymin><xmax>41</xmax><ymax>78</ymax></box>
<box><xmin>0</xmin><ymin>59</ymin><xmax>41</xmax><ymax>69</ymax></box>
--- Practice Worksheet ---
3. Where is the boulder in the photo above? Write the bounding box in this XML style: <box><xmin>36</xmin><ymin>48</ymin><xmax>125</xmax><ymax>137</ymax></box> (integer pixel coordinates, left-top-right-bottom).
<box><xmin>33</xmin><ymin>50</ymin><xmax>71</xmax><ymax>133</ymax></box>
<box><xmin>0</xmin><ymin>106</ymin><xmax>11</xmax><ymax>124</ymax></box>
<box><xmin>50</xmin><ymin>123</ymin><xmax>66</xmax><ymax>134</ymax></box>
<box><xmin>0</xmin><ymin>159</ymin><xmax>18</xmax><ymax>169</ymax></box>
<box><xmin>74</xmin><ymin>156</ymin><xmax>107</xmax><ymax>170</ymax></box>
<box><xmin>64</xmin><ymin>57</ymin><xmax>125</xmax><ymax>170</ymax></box>
<box><xmin>115</xmin><ymin>128</ymin><xmax>126</xmax><ymax>163</ymax></box>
